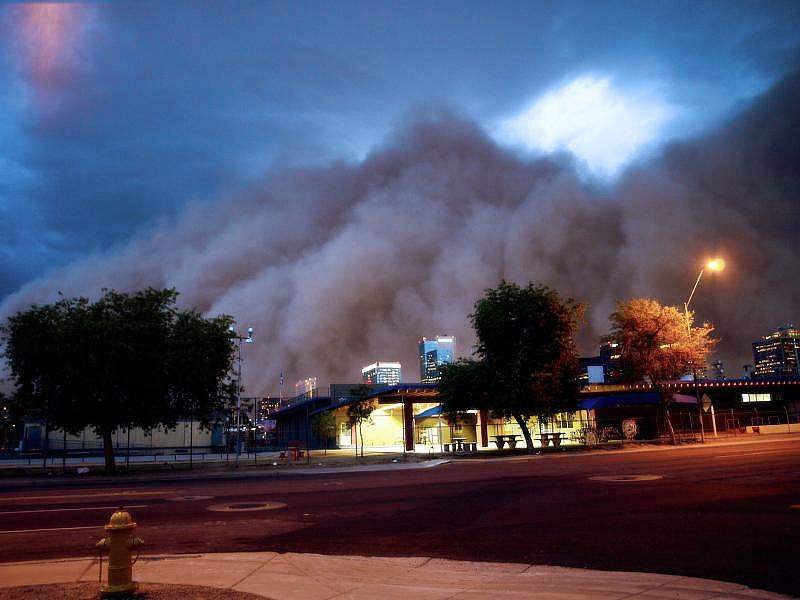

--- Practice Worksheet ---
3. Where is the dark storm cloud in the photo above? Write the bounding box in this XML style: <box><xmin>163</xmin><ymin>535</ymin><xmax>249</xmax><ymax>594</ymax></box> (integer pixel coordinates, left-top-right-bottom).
<box><xmin>3</xmin><ymin>2</ymin><xmax>800</xmax><ymax>391</ymax></box>
<box><xmin>3</xmin><ymin>72</ymin><xmax>799</xmax><ymax>392</ymax></box>
<box><xmin>3</xmin><ymin>1</ymin><xmax>800</xmax><ymax>303</ymax></box>
<box><xmin>616</xmin><ymin>71</ymin><xmax>800</xmax><ymax>370</ymax></box>
<box><xmin>0</xmin><ymin>3</ymin><xmax>383</xmax><ymax>297</ymax></box>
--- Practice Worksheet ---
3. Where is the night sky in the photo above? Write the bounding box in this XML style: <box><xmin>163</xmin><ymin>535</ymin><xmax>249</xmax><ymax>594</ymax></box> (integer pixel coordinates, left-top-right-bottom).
<box><xmin>2</xmin><ymin>2</ymin><xmax>799</xmax><ymax>394</ymax></box>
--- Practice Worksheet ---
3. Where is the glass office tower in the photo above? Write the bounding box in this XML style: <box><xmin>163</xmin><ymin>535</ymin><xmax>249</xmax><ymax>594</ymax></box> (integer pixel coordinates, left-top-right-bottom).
<box><xmin>418</xmin><ymin>336</ymin><xmax>455</xmax><ymax>383</ymax></box>
<box><xmin>753</xmin><ymin>325</ymin><xmax>800</xmax><ymax>378</ymax></box>
<box><xmin>361</xmin><ymin>362</ymin><xmax>402</xmax><ymax>386</ymax></box>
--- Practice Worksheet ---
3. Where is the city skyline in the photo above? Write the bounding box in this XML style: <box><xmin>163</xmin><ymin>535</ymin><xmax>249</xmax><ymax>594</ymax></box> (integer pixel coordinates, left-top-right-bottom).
<box><xmin>2</xmin><ymin>3</ymin><xmax>800</xmax><ymax>396</ymax></box>
<box><xmin>277</xmin><ymin>321</ymin><xmax>800</xmax><ymax>399</ymax></box>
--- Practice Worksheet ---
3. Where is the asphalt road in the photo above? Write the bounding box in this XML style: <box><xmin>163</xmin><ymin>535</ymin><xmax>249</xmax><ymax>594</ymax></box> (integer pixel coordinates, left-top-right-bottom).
<box><xmin>1</xmin><ymin>437</ymin><xmax>799</xmax><ymax>596</ymax></box>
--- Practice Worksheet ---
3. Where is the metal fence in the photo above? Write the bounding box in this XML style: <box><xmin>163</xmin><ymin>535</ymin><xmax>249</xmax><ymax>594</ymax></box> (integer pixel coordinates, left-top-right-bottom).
<box><xmin>452</xmin><ymin>407</ymin><xmax>798</xmax><ymax>449</ymax></box>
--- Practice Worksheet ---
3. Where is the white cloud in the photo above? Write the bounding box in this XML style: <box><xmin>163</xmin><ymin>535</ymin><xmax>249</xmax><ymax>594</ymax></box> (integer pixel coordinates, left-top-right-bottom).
<box><xmin>497</xmin><ymin>76</ymin><xmax>674</xmax><ymax>178</ymax></box>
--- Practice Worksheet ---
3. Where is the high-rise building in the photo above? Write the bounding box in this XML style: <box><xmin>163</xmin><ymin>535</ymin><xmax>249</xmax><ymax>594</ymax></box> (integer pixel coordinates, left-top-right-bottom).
<box><xmin>295</xmin><ymin>377</ymin><xmax>318</xmax><ymax>398</ymax></box>
<box><xmin>579</xmin><ymin>342</ymin><xmax>623</xmax><ymax>384</ymax></box>
<box><xmin>752</xmin><ymin>325</ymin><xmax>800</xmax><ymax>379</ymax></box>
<box><xmin>599</xmin><ymin>341</ymin><xmax>623</xmax><ymax>383</ymax></box>
<box><xmin>361</xmin><ymin>362</ymin><xmax>402</xmax><ymax>386</ymax></box>
<box><xmin>257</xmin><ymin>397</ymin><xmax>281</xmax><ymax>421</ymax></box>
<box><xmin>418</xmin><ymin>336</ymin><xmax>456</xmax><ymax>382</ymax></box>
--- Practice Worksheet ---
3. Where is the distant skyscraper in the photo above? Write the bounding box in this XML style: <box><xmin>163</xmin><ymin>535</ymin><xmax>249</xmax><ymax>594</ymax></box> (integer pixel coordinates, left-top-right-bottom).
<box><xmin>579</xmin><ymin>341</ymin><xmax>623</xmax><ymax>384</ymax></box>
<box><xmin>361</xmin><ymin>362</ymin><xmax>402</xmax><ymax>386</ymax></box>
<box><xmin>419</xmin><ymin>336</ymin><xmax>455</xmax><ymax>383</ymax></box>
<box><xmin>752</xmin><ymin>325</ymin><xmax>800</xmax><ymax>379</ymax></box>
<box><xmin>295</xmin><ymin>377</ymin><xmax>318</xmax><ymax>398</ymax></box>
<box><xmin>599</xmin><ymin>341</ymin><xmax>623</xmax><ymax>383</ymax></box>
<box><xmin>257</xmin><ymin>397</ymin><xmax>281</xmax><ymax>420</ymax></box>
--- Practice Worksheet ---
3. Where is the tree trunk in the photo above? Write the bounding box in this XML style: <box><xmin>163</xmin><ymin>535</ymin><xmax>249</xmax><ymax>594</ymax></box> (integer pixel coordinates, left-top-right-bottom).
<box><xmin>513</xmin><ymin>414</ymin><xmax>535</xmax><ymax>454</ymax></box>
<box><xmin>659</xmin><ymin>390</ymin><xmax>677</xmax><ymax>445</ymax></box>
<box><xmin>359</xmin><ymin>423</ymin><xmax>364</xmax><ymax>457</ymax></box>
<box><xmin>102</xmin><ymin>429</ymin><xmax>116</xmax><ymax>474</ymax></box>
<box><xmin>664</xmin><ymin>410</ymin><xmax>677</xmax><ymax>444</ymax></box>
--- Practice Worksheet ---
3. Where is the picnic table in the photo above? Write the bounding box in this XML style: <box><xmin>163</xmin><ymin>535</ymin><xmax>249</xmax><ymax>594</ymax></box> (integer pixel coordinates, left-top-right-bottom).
<box><xmin>539</xmin><ymin>432</ymin><xmax>565</xmax><ymax>447</ymax></box>
<box><xmin>493</xmin><ymin>434</ymin><xmax>520</xmax><ymax>449</ymax></box>
<box><xmin>451</xmin><ymin>437</ymin><xmax>466</xmax><ymax>451</ymax></box>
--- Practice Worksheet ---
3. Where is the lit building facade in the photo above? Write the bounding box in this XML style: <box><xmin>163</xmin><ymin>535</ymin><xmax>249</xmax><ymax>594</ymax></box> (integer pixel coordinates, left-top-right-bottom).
<box><xmin>580</xmin><ymin>342</ymin><xmax>628</xmax><ymax>384</ymax></box>
<box><xmin>752</xmin><ymin>325</ymin><xmax>800</xmax><ymax>379</ymax></box>
<box><xmin>419</xmin><ymin>336</ymin><xmax>456</xmax><ymax>383</ymax></box>
<box><xmin>361</xmin><ymin>362</ymin><xmax>402</xmax><ymax>386</ymax></box>
<box><xmin>295</xmin><ymin>377</ymin><xmax>318</xmax><ymax>398</ymax></box>
<box><xmin>257</xmin><ymin>397</ymin><xmax>281</xmax><ymax>420</ymax></box>
<box><xmin>599</xmin><ymin>341</ymin><xmax>623</xmax><ymax>382</ymax></box>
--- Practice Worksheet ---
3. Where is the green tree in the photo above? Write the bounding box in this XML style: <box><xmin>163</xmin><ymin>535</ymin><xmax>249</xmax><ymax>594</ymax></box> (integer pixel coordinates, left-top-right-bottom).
<box><xmin>437</xmin><ymin>359</ymin><xmax>490</xmax><ymax>417</ymax></box>
<box><xmin>604</xmin><ymin>297</ymin><xmax>717</xmax><ymax>442</ymax></box>
<box><xmin>347</xmin><ymin>385</ymin><xmax>378</xmax><ymax>458</ymax></box>
<box><xmin>311</xmin><ymin>411</ymin><xmax>337</xmax><ymax>455</ymax></box>
<box><xmin>439</xmin><ymin>281</ymin><xmax>585</xmax><ymax>453</ymax></box>
<box><xmin>167</xmin><ymin>309</ymin><xmax>236</xmax><ymax>423</ymax></box>
<box><xmin>2</xmin><ymin>288</ymin><xmax>235</xmax><ymax>473</ymax></box>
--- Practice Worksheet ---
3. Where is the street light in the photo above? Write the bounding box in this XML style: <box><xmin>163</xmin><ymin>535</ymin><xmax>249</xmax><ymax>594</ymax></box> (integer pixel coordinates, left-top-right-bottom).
<box><xmin>684</xmin><ymin>258</ymin><xmax>725</xmax><ymax>324</ymax></box>
<box><xmin>229</xmin><ymin>324</ymin><xmax>254</xmax><ymax>465</ymax></box>
<box><xmin>684</xmin><ymin>258</ymin><xmax>725</xmax><ymax>442</ymax></box>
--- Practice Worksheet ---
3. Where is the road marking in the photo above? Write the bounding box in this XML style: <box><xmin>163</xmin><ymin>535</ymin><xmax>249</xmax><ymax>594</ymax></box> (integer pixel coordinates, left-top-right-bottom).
<box><xmin>713</xmin><ymin>450</ymin><xmax>789</xmax><ymax>458</ymax></box>
<box><xmin>0</xmin><ymin>504</ymin><xmax>147</xmax><ymax>516</ymax></box>
<box><xmin>0</xmin><ymin>525</ymin><xmax>103</xmax><ymax>534</ymax></box>
<box><xmin>207</xmin><ymin>501</ymin><xmax>287</xmax><ymax>512</ymax></box>
<box><xmin>589</xmin><ymin>475</ymin><xmax>663</xmax><ymax>482</ymax></box>
<box><xmin>0</xmin><ymin>490</ymin><xmax>177</xmax><ymax>502</ymax></box>
<box><xmin>167</xmin><ymin>496</ymin><xmax>213</xmax><ymax>501</ymax></box>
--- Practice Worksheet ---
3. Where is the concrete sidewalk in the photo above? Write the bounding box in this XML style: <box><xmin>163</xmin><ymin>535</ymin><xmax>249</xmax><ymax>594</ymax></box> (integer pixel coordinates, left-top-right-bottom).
<box><xmin>0</xmin><ymin>552</ymin><xmax>792</xmax><ymax>599</ymax></box>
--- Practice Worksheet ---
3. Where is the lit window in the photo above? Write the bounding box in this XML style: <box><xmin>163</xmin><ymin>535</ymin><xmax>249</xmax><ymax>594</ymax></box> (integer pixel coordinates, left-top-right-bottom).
<box><xmin>742</xmin><ymin>393</ymin><xmax>771</xmax><ymax>403</ymax></box>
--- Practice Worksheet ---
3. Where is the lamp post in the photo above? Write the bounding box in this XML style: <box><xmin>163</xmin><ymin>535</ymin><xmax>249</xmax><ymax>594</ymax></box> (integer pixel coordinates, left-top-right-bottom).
<box><xmin>684</xmin><ymin>258</ymin><xmax>724</xmax><ymax>443</ymax></box>
<box><xmin>229</xmin><ymin>324</ymin><xmax>254</xmax><ymax>465</ymax></box>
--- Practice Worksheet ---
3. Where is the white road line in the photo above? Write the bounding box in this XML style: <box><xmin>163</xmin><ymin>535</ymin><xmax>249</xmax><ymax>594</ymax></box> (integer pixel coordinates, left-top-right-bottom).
<box><xmin>0</xmin><ymin>525</ymin><xmax>104</xmax><ymax>534</ymax></box>
<box><xmin>0</xmin><ymin>490</ymin><xmax>177</xmax><ymax>502</ymax></box>
<box><xmin>713</xmin><ymin>450</ymin><xmax>790</xmax><ymax>458</ymax></box>
<box><xmin>0</xmin><ymin>504</ymin><xmax>147</xmax><ymax>516</ymax></box>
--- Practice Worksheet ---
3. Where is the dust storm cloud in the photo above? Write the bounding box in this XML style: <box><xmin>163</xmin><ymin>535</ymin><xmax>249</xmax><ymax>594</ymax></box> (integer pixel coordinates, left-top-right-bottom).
<box><xmin>3</xmin><ymin>73</ymin><xmax>799</xmax><ymax>393</ymax></box>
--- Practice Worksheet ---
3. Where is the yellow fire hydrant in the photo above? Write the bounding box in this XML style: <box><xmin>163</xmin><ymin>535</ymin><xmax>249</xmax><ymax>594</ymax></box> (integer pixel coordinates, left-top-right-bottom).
<box><xmin>96</xmin><ymin>507</ymin><xmax>143</xmax><ymax>597</ymax></box>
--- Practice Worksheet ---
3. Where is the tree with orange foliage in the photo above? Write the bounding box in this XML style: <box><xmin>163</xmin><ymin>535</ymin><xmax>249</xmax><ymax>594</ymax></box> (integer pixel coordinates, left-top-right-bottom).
<box><xmin>605</xmin><ymin>298</ymin><xmax>717</xmax><ymax>442</ymax></box>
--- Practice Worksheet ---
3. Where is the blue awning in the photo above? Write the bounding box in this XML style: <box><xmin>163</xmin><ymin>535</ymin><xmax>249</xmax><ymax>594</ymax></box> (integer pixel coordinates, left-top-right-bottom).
<box><xmin>414</xmin><ymin>405</ymin><xmax>443</xmax><ymax>419</ymax></box>
<box><xmin>579</xmin><ymin>393</ymin><xmax>697</xmax><ymax>410</ymax></box>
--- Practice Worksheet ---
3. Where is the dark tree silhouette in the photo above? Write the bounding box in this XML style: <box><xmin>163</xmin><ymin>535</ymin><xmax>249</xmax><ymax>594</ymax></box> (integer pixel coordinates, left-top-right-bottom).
<box><xmin>2</xmin><ymin>288</ymin><xmax>234</xmax><ymax>473</ymax></box>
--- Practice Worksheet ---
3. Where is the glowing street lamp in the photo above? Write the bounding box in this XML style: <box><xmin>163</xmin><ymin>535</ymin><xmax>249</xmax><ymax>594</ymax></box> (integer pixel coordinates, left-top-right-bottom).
<box><xmin>684</xmin><ymin>258</ymin><xmax>725</xmax><ymax>324</ymax></box>
<box><xmin>683</xmin><ymin>258</ymin><xmax>725</xmax><ymax>442</ymax></box>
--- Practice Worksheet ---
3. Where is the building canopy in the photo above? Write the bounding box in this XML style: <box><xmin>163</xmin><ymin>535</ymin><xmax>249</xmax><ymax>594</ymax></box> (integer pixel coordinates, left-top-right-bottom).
<box><xmin>579</xmin><ymin>393</ymin><xmax>697</xmax><ymax>411</ymax></box>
